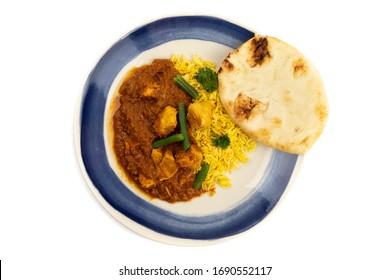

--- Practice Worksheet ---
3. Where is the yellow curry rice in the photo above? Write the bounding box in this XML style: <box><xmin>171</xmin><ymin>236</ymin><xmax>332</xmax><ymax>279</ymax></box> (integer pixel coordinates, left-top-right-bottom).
<box><xmin>171</xmin><ymin>55</ymin><xmax>257</xmax><ymax>192</ymax></box>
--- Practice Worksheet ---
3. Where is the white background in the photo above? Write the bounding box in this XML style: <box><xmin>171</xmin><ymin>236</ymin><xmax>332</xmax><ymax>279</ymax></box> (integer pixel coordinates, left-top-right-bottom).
<box><xmin>1</xmin><ymin>0</ymin><xmax>389</xmax><ymax>279</ymax></box>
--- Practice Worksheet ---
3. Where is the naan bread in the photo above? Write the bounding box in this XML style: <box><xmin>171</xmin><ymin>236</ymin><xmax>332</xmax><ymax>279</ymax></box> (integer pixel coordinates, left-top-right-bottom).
<box><xmin>218</xmin><ymin>35</ymin><xmax>328</xmax><ymax>154</ymax></box>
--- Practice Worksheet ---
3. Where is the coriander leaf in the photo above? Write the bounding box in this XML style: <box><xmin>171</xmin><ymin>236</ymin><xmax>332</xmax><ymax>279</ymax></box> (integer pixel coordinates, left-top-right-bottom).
<box><xmin>212</xmin><ymin>134</ymin><xmax>230</xmax><ymax>149</ymax></box>
<box><xmin>194</xmin><ymin>67</ymin><xmax>218</xmax><ymax>93</ymax></box>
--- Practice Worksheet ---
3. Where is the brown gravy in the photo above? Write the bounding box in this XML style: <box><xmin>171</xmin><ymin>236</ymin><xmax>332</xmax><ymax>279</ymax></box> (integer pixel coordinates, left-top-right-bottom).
<box><xmin>111</xmin><ymin>59</ymin><xmax>204</xmax><ymax>203</ymax></box>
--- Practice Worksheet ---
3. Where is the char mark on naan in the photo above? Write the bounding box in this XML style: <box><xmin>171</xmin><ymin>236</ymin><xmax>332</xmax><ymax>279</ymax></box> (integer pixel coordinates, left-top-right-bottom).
<box><xmin>249</xmin><ymin>36</ymin><xmax>271</xmax><ymax>67</ymax></box>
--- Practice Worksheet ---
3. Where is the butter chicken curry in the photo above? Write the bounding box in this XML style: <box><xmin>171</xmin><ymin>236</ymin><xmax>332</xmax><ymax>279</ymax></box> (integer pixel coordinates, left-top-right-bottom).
<box><xmin>112</xmin><ymin>59</ymin><xmax>204</xmax><ymax>203</ymax></box>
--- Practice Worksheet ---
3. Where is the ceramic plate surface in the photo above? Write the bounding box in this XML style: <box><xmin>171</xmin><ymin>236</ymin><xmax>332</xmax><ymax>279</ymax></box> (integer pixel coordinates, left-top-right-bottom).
<box><xmin>74</xmin><ymin>15</ymin><xmax>301</xmax><ymax>245</ymax></box>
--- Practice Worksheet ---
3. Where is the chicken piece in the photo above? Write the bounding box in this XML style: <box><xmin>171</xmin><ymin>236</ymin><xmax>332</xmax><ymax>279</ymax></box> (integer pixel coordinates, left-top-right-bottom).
<box><xmin>151</xmin><ymin>148</ymin><xmax>163</xmax><ymax>166</ymax></box>
<box><xmin>153</xmin><ymin>106</ymin><xmax>178</xmax><ymax>137</ymax></box>
<box><xmin>140</xmin><ymin>83</ymin><xmax>159</xmax><ymax>99</ymax></box>
<box><xmin>138</xmin><ymin>174</ymin><xmax>155</xmax><ymax>188</ymax></box>
<box><xmin>175</xmin><ymin>146</ymin><xmax>203</xmax><ymax>169</ymax></box>
<box><xmin>157</xmin><ymin>149</ymin><xmax>178</xmax><ymax>181</ymax></box>
<box><xmin>187</xmin><ymin>101</ymin><xmax>213</xmax><ymax>129</ymax></box>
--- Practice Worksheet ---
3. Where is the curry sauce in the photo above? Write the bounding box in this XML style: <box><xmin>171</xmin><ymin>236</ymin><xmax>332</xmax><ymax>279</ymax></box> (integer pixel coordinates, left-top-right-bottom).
<box><xmin>112</xmin><ymin>59</ymin><xmax>204</xmax><ymax>203</ymax></box>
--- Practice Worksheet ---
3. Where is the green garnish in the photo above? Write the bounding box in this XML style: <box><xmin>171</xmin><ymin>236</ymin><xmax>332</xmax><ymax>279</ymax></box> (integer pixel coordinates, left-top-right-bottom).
<box><xmin>174</xmin><ymin>76</ymin><xmax>199</xmax><ymax>99</ymax></box>
<box><xmin>178</xmin><ymin>103</ymin><xmax>190</xmax><ymax>151</ymax></box>
<box><xmin>194</xmin><ymin>163</ymin><xmax>210</xmax><ymax>189</ymax></box>
<box><xmin>152</xmin><ymin>133</ymin><xmax>184</xmax><ymax>149</ymax></box>
<box><xmin>194</xmin><ymin>67</ymin><xmax>218</xmax><ymax>93</ymax></box>
<box><xmin>212</xmin><ymin>134</ymin><xmax>230</xmax><ymax>149</ymax></box>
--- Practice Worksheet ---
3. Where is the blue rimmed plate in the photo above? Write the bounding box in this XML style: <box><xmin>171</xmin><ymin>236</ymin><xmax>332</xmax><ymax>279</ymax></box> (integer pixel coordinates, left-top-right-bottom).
<box><xmin>74</xmin><ymin>15</ymin><xmax>302</xmax><ymax>245</ymax></box>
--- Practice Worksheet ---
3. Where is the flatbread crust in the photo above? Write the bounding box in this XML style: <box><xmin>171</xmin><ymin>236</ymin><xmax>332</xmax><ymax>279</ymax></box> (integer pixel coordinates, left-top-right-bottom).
<box><xmin>218</xmin><ymin>35</ymin><xmax>328</xmax><ymax>154</ymax></box>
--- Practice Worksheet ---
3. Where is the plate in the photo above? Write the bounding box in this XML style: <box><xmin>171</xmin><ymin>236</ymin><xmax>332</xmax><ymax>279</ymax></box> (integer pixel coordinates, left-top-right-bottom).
<box><xmin>74</xmin><ymin>15</ymin><xmax>301</xmax><ymax>245</ymax></box>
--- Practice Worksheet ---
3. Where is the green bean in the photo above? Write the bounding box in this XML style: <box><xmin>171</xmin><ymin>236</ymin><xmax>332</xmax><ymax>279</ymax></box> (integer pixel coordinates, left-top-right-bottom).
<box><xmin>174</xmin><ymin>76</ymin><xmax>199</xmax><ymax>99</ymax></box>
<box><xmin>178</xmin><ymin>103</ymin><xmax>190</xmax><ymax>151</ymax></box>
<box><xmin>194</xmin><ymin>163</ymin><xmax>210</xmax><ymax>189</ymax></box>
<box><xmin>152</xmin><ymin>133</ymin><xmax>184</xmax><ymax>149</ymax></box>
